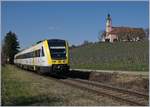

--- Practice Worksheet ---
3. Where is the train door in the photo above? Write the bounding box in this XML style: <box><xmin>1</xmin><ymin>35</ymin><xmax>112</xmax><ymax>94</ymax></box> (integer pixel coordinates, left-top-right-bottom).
<box><xmin>40</xmin><ymin>47</ymin><xmax>44</xmax><ymax>57</ymax></box>
<box><xmin>39</xmin><ymin>47</ymin><xmax>45</xmax><ymax>66</ymax></box>
<box><xmin>33</xmin><ymin>49</ymin><xmax>36</xmax><ymax>70</ymax></box>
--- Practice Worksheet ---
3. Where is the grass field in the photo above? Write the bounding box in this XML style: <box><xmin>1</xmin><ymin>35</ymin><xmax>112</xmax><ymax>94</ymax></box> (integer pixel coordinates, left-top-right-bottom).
<box><xmin>70</xmin><ymin>41</ymin><xmax>149</xmax><ymax>71</ymax></box>
<box><xmin>2</xmin><ymin>65</ymin><xmax>127</xmax><ymax>106</ymax></box>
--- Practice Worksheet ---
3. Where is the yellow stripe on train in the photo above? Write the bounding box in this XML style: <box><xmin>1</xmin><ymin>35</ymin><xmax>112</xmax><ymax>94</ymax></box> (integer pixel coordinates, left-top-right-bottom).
<box><xmin>43</xmin><ymin>40</ymin><xmax>52</xmax><ymax>65</ymax></box>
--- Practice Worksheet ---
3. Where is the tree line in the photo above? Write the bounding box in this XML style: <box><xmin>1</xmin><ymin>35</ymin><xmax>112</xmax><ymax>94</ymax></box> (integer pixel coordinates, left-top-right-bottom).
<box><xmin>1</xmin><ymin>31</ymin><xmax>20</xmax><ymax>65</ymax></box>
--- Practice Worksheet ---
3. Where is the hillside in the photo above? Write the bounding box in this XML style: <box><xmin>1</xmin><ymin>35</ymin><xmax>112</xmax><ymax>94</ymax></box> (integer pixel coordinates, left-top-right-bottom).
<box><xmin>70</xmin><ymin>41</ymin><xmax>149</xmax><ymax>71</ymax></box>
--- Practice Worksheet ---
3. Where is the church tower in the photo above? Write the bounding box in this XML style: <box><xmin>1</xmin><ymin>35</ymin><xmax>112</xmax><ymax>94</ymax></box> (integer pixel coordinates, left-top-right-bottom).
<box><xmin>106</xmin><ymin>14</ymin><xmax>112</xmax><ymax>34</ymax></box>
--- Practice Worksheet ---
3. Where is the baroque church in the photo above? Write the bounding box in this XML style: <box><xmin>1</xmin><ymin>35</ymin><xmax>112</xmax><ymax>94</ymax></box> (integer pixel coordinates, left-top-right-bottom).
<box><xmin>102</xmin><ymin>14</ymin><xmax>144</xmax><ymax>42</ymax></box>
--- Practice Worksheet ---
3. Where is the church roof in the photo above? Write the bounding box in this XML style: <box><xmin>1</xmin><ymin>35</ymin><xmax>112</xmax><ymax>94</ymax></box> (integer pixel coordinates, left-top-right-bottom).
<box><xmin>109</xmin><ymin>26</ymin><xmax>144</xmax><ymax>34</ymax></box>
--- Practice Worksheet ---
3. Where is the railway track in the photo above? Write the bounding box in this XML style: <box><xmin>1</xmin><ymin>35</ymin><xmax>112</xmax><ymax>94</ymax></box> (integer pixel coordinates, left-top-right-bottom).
<box><xmin>18</xmin><ymin>68</ymin><xmax>149</xmax><ymax>106</ymax></box>
<box><xmin>60</xmin><ymin>78</ymin><xmax>148</xmax><ymax>106</ymax></box>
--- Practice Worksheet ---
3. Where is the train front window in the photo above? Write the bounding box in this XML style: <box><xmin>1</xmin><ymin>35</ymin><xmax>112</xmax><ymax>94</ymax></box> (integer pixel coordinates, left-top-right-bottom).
<box><xmin>50</xmin><ymin>48</ymin><xmax>66</xmax><ymax>54</ymax></box>
<box><xmin>50</xmin><ymin>48</ymin><xmax>66</xmax><ymax>59</ymax></box>
<box><xmin>48</xmin><ymin>39</ymin><xmax>67</xmax><ymax>59</ymax></box>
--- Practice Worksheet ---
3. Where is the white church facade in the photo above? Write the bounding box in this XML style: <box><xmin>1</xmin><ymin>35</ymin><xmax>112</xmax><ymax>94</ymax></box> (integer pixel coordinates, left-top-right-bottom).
<box><xmin>102</xmin><ymin>14</ymin><xmax>144</xmax><ymax>42</ymax></box>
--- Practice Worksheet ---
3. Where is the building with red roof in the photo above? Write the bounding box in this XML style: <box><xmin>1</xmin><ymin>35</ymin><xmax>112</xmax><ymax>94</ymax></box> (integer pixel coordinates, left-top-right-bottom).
<box><xmin>102</xmin><ymin>14</ymin><xmax>145</xmax><ymax>42</ymax></box>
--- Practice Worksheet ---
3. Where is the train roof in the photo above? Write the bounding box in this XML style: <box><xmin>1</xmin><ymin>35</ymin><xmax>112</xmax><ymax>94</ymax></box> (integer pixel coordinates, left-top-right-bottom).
<box><xmin>15</xmin><ymin>39</ymin><xmax>67</xmax><ymax>57</ymax></box>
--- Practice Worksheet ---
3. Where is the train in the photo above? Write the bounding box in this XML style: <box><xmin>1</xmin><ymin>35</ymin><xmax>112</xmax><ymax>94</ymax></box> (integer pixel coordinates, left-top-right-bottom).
<box><xmin>14</xmin><ymin>39</ymin><xmax>70</xmax><ymax>74</ymax></box>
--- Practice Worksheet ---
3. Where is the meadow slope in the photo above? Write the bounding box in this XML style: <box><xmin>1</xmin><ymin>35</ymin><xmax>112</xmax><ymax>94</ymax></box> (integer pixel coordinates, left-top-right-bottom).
<box><xmin>70</xmin><ymin>41</ymin><xmax>149</xmax><ymax>71</ymax></box>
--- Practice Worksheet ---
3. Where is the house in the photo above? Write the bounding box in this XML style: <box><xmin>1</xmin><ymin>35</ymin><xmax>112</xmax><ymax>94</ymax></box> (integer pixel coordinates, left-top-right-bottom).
<box><xmin>102</xmin><ymin>14</ymin><xmax>145</xmax><ymax>42</ymax></box>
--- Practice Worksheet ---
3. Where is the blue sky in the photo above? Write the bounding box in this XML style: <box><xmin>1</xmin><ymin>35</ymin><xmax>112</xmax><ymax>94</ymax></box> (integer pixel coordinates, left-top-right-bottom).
<box><xmin>1</xmin><ymin>1</ymin><xmax>149</xmax><ymax>49</ymax></box>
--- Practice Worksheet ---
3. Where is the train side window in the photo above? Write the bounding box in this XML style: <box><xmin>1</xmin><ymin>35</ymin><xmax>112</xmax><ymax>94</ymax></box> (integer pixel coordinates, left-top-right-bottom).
<box><xmin>24</xmin><ymin>53</ymin><xmax>26</xmax><ymax>58</ymax></box>
<box><xmin>28</xmin><ymin>52</ymin><xmax>31</xmax><ymax>58</ymax></box>
<box><xmin>36</xmin><ymin>50</ymin><xmax>38</xmax><ymax>57</ymax></box>
<box><xmin>29</xmin><ymin>52</ymin><xmax>32</xmax><ymax>58</ymax></box>
<box><xmin>37</xmin><ymin>49</ymin><xmax>40</xmax><ymax>57</ymax></box>
<box><xmin>34</xmin><ymin>49</ymin><xmax>40</xmax><ymax>57</ymax></box>
<box><xmin>41</xmin><ymin>47</ymin><xmax>44</xmax><ymax>57</ymax></box>
<box><xmin>35</xmin><ymin>50</ymin><xmax>37</xmax><ymax>57</ymax></box>
<box><xmin>31</xmin><ymin>52</ymin><xmax>34</xmax><ymax>58</ymax></box>
<box><xmin>31</xmin><ymin>52</ymin><xmax>33</xmax><ymax>57</ymax></box>
<box><xmin>25</xmin><ymin>53</ymin><xmax>27</xmax><ymax>58</ymax></box>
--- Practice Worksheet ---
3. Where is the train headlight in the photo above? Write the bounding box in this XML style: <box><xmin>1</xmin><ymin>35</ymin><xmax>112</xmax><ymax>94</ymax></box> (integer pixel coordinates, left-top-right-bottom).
<box><xmin>57</xmin><ymin>65</ymin><xmax>60</xmax><ymax>69</ymax></box>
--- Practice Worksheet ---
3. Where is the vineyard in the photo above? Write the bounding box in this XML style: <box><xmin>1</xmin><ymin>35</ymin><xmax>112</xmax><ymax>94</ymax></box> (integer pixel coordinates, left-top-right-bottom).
<box><xmin>70</xmin><ymin>41</ymin><xmax>149</xmax><ymax>71</ymax></box>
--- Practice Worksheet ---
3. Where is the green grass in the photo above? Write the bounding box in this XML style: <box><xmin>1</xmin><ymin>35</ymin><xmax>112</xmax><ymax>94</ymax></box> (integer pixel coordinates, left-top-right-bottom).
<box><xmin>2</xmin><ymin>65</ymin><xmax>146</xmax><ymax>106</ymax></box>
<box><xmin>2</xmin><ymin>65</ymin><xmax>127</xmax><ymax>106</ymax></box>
<box><xmin>1</xmin><ymin>65</ymin><xmax>64</xmax><ymax>106</ymax></box>
<box><xmin>2</xmin><ymin>66</ymin><xmax>31</xmax><ymax>105</ymax></box>
<box><xmin>70</xmin><ymin>41</ymin><xmax>149</xmax><ymax>71</ymax></box>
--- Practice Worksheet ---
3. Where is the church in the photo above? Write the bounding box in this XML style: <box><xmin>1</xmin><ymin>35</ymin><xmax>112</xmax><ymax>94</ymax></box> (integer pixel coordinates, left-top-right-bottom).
<box><xmin>102</xmin><ymin>14</ymin><xmax>145</xmax><ymax>42</ymax></box>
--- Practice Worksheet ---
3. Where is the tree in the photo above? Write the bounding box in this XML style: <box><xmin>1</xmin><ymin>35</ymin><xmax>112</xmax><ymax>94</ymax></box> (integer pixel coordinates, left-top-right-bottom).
<box><xmin>1</xmin><ymin>40</ymin><xmax>7</xmax><ymax>66</ymax></box>
<box><xmin>71</xmin><ymin>45</ymin><xmax>76</xmax><ymax>48</ymax></box>
<box><xmin>83</xmin><ymin>40</ymin><xmax>89</xmax><ymax>45</ymax></box>
<box><xmin>2</xmin><ymin>31</ymin><xmax>20</xmax><ymax>64</ymax></box>
<box><xmin>98</xmin><ymin>30</ymin><xmax>106</xmax><ymax>42</ymax></box>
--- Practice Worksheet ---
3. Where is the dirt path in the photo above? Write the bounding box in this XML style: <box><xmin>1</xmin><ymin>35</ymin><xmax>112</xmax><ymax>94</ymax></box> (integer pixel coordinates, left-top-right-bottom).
<box><xmin>72</xmin><ymin>69</ymin><xmax>149</xmax><ymax>76</ymax></box>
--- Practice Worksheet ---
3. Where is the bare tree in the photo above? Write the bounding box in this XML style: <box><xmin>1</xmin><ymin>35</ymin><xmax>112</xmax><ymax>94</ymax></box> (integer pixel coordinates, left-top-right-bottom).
<box><xmin>98</xmin><ymin>30</ymin><xmax>106</xmax><ymax>42</ymax></box>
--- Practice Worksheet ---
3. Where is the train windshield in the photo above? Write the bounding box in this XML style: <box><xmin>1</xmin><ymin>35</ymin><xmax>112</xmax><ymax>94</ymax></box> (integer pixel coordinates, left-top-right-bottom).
<box><xmin>48</xmin><ymin>39</ymin><xmax>66</xmax><ymax>59</ymax></box>
<box><xmin>50</xmin><ymin>48</ymin><xmax>66</xmax><ymax>59</ymax></box>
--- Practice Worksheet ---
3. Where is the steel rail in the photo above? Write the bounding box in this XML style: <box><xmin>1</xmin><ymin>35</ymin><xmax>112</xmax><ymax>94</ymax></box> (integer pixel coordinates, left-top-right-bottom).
<box><xmin>60</xmin><ymin>78</ymin><xmax>148</xmax><ymax>106</ymax></box>
<box><xmin>70</xmin><ymin>78</ymin><xmax>149</xmax><ymax>98</ymax></box>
